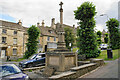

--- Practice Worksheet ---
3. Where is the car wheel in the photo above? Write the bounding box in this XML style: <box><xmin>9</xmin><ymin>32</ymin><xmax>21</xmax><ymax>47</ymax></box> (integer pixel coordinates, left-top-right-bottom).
<box><xmin>28</xmin><ymin>64</ymin><xmax>32</xmax><ymax>68</ymax></box>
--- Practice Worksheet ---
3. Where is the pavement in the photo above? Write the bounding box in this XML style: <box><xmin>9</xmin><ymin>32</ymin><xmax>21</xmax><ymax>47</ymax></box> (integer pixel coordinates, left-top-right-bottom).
<box><xmin>80</xmin><ymin>58</ymin><xmax>119</xmax><ymax>79</ymax></box>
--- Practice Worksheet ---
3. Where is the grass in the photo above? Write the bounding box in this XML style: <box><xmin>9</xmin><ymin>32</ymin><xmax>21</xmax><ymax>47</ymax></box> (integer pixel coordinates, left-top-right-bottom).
<box><xmin>11</xmin><ymin>58</ymin><xmax>25</xmax><ymax>62</ymax></box>
<box><xmin>95</xmin><ymin>49</ymin><xmax>120</xmax><ymax>61</ymax></box>
<box><xmin>73</xmin><ymin>47</ymin><xmax>79</xmax><ymax>52</ymax></box>
<box><xmin>73</xmin><ymin>47</ymin><xmax>120</xmax><ymax>61</ymax></box>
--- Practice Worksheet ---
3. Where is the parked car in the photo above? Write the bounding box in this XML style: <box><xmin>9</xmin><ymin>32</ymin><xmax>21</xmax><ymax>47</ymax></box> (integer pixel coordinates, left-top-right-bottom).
<box><xmin>19</xmin><ymin>53</ymin><xmax>45</xmax><ymax>68</ymax></box>
<box><xmin>100</xmin><ymin>44</ymin><xmax>108</xmax><ymax>50</ymax></box>
<box><xmin>0</xmin><ymin>64</ymin><xmax>29</xmax><ymax>80</ymax></box>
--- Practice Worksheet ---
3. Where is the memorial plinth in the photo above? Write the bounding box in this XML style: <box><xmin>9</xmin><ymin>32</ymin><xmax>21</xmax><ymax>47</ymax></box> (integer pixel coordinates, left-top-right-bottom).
<box><xmin>46</xmin><ymin>51</ymin><xmax>77</xmax><ymax>72</ymax></box>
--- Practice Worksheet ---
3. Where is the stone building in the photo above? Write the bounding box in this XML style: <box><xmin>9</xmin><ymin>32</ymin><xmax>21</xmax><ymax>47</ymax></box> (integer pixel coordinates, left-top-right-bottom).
<box><xmin>101</xmin><ymin>29</ymin><xmax>108</xmax><ymax>42</ymax></box>
<box><xmin>0</xmin><ymin>20</ymin><xmax>27</xmax><ymax>58</ymax></box>
<box><xmin>0</xmin><ymin>19</ymin><xmax>77</xmax><ymax>58</ymax></box>
<box><xmin>37</xmin><ymin>18</ymin><xmax>77</xmax><ymax>52</ymax></box>
<box><xmin>37</xmin><ymin>20</ymin><xmax>58</xmax><ymax>52</ymax></box>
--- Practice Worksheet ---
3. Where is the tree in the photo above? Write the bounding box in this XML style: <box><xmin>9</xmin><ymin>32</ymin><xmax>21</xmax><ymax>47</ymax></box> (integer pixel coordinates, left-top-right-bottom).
<box><xmin>24</xmin><ymin>25</ymin><xmax>40</xmax><ymax>59</ymax></box>
<box><xmin>96</xmin><ymin>31</ymin><xmax>102</xmax><ymax>46</ymax></box>
<box><xmin>104</xmin><ymin>33</ymin><xmax>108</xmax><ymax>44</ymax></box>
<box><xmin>74</xmin><ymin>1</ymin><xmax>100</xmax><ymax>58</ymax></box>
<box><xmin>106</xmin><ymin>18</ymin><xmax>120</xmax><ymax>49</ymax></box>
<box><xmin>97</xmin><ymin>31</ymin><xmax>102</xmax><ymax>37</ymax></box>
<box><xmin>64</xmin><ymin>27</ymin><xmax>75</xmax><ymax>49</ymax></box>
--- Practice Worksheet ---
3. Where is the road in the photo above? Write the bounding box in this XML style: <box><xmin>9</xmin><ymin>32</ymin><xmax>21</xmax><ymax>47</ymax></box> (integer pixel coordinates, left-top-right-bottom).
<box><xmin>80</xmin><ymin>59</ymin><xmax>119</xmax><ymax>79</ymax></box>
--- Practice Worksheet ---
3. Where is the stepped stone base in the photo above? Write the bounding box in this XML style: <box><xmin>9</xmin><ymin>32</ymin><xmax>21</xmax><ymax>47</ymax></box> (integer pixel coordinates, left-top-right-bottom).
<box><xmin>49</xmin><ymin>59</ymin><xmax>104</xmax><ymax>80</ymax></box>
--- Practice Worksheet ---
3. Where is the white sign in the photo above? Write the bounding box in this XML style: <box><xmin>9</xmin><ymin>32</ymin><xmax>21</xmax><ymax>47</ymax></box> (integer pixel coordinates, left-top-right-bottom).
<box><xmin>1</xmin><ymin>50</ymin><xmax>5</xmax><ymax>58</ymax></box>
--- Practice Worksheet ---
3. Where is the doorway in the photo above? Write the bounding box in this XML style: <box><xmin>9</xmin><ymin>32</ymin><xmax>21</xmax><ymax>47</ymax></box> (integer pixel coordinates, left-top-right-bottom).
<box><xmin>45</xmin><ymin>45</ymin><xmax>47</xmax><ymax>52</ymax></box>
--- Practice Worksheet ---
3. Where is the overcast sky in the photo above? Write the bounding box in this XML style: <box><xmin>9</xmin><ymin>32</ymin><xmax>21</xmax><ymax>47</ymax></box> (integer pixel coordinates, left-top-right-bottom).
<box><xmin>0</xmin><ymin>0</ymin><xmax>119</xmax><ymax>31</ymax></box>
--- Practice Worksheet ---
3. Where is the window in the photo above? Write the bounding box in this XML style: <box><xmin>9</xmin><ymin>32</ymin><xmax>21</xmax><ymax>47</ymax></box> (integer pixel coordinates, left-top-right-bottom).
<box><xmin>2</xmin><ymin>29</ymin><xmax>7</xmax><ymax>34</ymax></box>
<box><xmin>13</xmin><ymin>38</ymin><xmax>17</xmax><ymax>44</ymax></box>
<box><xmin>47</xmin><ymin>36</ymin><xmax>50</xmax><ymax>41</ymax></box>
<box><xmin>54</xmin><ymin>37</ymin><xmax>56</xmax><ymax>41</ymax></box>
<box><xmin>14</xmin><ymin>31</ymin><xmax>17</xmax><ymax>35</ymax></box>
<box><xmin>38</xmin><ymin>39</ymin><xmax>40</xmax><ymax>43</ymax></box>
<box><xmin>2</xmin><ymin>37</ymin><xmax>6</xmax><ymax>43</ymax></box>
<box><xmin>13</xmin><ymin>49</ymin><xmax>17</xmax><ymax>55</ymax></box>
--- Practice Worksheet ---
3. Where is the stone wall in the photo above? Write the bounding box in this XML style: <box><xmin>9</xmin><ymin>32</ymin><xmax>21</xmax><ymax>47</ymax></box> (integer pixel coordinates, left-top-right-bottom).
<box><xmin>49</xmin><ymin>59</ymin><xmax>104</xmax><ymax>80</ymax></box>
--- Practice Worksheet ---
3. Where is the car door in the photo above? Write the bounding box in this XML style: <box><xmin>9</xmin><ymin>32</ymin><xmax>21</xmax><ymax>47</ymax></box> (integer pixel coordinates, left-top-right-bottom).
<box><xmin>34</xmin><ymin>54</ymin><xmax>42</xmax><ymax>66</ymax></box>
<box><xmin>40</xmin><ymin>54</ymin><xmax>45</xmax><ymax>64</ymax></box>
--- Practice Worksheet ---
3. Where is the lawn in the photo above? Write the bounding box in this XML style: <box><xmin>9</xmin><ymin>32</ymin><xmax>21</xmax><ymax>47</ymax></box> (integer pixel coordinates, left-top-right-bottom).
<box><xmin>95</xmin><ymin>49</ymin><xmax>120</xmax><ymax>60</ymax></box>
<box><xmin>73</xmin><ymin>47</ymin><xmax>79</xmax><ymax>52</ymax></box>
<box><xmin>73</xmin><ymin>47</ymin><xmax>120</xmax><ymax>61</ymax></box>
<box><xmin>11</xmin><ymin>58</ymin><xmax>25</xmax><ymax>62</ymax></box>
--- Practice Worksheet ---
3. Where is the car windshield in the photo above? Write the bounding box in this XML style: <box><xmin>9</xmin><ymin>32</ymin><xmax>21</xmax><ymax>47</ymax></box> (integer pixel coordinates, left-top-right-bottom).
<box><xmin>29</xmin><ymin>54</ymin><xmax>37</xmax><ymax>59</ymax></box>
<box><xmin>0</xmin><ymin>64</ymin><xmax>21</xmax><ymax>77</ymax></box>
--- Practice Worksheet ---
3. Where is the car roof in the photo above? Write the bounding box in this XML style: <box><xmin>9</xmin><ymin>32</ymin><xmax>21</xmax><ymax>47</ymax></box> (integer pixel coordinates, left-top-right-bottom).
<box><xmin>38</xmin><ymin>53</ymin><xmax>45</xmax><ymax>55</ymax></box>
<box><xmin>0</xmin><ymin>64</ymin><xmax>16</xmax><ymax>66</ymax></box>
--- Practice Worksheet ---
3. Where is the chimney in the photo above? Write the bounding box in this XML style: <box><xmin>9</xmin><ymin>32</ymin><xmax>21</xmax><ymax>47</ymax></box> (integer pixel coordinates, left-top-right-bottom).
<box><xmin>37</xmin><ymin>22</ymin><xmax>40</xmax><ymax>27</ymax></box>
<box><xmin>18</xmin><ymin>20</ymin><xmax>22</xmax><ymax>25</ymax></box>
<box><xmin>42</xmin><ymin>20</ymin><xmax>45</xmax><ymax>27</ymax></box>
<box><xmin>51</xmin><ymin>18</ymin><xmax>56</xmax><ymax>29</ymax></box>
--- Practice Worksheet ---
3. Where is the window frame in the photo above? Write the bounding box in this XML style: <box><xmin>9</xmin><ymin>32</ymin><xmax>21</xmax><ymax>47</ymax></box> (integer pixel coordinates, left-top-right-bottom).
<box><xmin>13</xmin><ymin>48</ymin><xmax>17</xmax><ymax>55</ymax></box>
<box><xmin>14</xmin><ymin>31</ymin><xmax>17</xmax><ymax>35</ymax></box>
<box><xmin>54</xmin><ymin>37</ymin><xmax>56</xmax><ymax>41</ymax></box>
<box><xmin>47</xmin><ymin>36</ymin><xmax>50</xmax><ymax>41</ymax></box>
<box><xmin>2</xmin><ymin>37</ymin><xmax>6</xmax><ymax>43</ymax></box>
<box><xmin>2</xmin><ymin>29</ymin><xmax>7</xmax><ymax>34</ymax></box>
<box><xmin>13</xmin><ymin>38</ymin><xmax>17</xmax><ymax>45</ymax></box>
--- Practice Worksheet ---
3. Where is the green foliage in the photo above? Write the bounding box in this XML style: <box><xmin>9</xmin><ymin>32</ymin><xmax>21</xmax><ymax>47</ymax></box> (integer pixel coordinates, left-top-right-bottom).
<box><xmin>74</xmin><ymin>2</ymin><xmax>96</xmax><ymax>21</ymax></box>
<box><xmin>97</xmin><ymin>38</ymin><xmax>102</xmax><ymax>45</ymax></box>
<box><xmin>104</xmin><ymin>33</ymin><xmax>109</xmax><ymax>43</ymax></box>
<box><xmin>24</xmin><ymin>25</ymin><xmax>40</xmax><ymax>59</ymax></box>
<box><xmin>105</xmin><ymin>33</ymin><xmax>108</xmax><ymax>37</ymax></box>
<box><xmin>106</xmin><ymin>18</ymin><xmax>120</xmax><ymax>49</ymax></box>
<box><xmin>97</xmin><ymin>31</ymin><xmax>102</xmax><ymax>38</ymax></box>
<box><xmin>74</xmin><ymin>1</ymin><xmax>100</xmax><ymax>58</ymax></box>
<box><xmin>64</xmin><ymin>27</ymin><xmax>75</xmax><ymax>49</ymax></box>
<box><xmin>96</xmin><ymin>31</ymin><xmax>102</xmax><ymax>46</ymax></box>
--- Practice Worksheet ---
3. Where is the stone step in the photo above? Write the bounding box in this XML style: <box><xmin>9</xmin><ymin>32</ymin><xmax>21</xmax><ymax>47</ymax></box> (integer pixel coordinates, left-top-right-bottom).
<box><xmin>22</xmin><ymin>66</ymin><xmax>45</xmax><ymax>71</ymax></box>
<box><xmin>71</xmin><ymin>63</ymin><xmax>96</xmax><ymax>71</ymax></box>
<box><xmin>49</xmin><ymin>71</ymin><xmax>76</xmax><ymax>79</ymax></box>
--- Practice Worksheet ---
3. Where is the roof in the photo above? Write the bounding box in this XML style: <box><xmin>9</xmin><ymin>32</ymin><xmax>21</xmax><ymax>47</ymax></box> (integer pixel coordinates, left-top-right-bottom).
<box><xmin>56</xmin><ymin>23</ymin><xmax>77</xmax><ymax>35</ymax></box>
<box><xmin>0</xmin><ymin>20</ymin><xmax>28</xmax><ymax>31</ymax></box>
<box><xmin>38</xmin><ymin>26</ymin><xmax>58</xmax><ymax>37</ymax></box>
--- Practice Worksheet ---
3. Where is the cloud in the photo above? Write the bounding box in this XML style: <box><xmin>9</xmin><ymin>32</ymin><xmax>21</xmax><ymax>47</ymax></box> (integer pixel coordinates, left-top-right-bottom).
<box><xmin>0</xmin><ymin>0</ymin><xmax>119</xmax><ymax>31</ymax></box>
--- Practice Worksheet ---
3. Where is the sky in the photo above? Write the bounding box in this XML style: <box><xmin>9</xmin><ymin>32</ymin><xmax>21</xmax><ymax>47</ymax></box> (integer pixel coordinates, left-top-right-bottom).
<box><xmin>0</xmin><ymin>0</ymin><xmax>119</xmax><ymax>31</ymax></box>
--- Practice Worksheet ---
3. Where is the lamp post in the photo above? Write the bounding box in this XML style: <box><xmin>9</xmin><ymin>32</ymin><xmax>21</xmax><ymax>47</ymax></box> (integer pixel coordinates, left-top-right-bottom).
<box><xmin>100</xmin><ymin>13</ymin><xmax>109</xmax><ymax>31</ymax></box>
<box><xmin>100</xmin><ymin>14</ymin><xmax>112</xmax><ymax>58</ymax></box>
<box><xmin>100</xmin><ymin>14</ymin><xmax>109</xmax><ymax>20</ymax></box>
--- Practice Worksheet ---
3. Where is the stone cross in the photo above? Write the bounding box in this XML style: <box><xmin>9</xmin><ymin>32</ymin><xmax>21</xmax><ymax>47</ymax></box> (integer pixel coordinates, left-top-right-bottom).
<box><xmin>59</xmin><ymin>2</ymin><xmax>63</xmax><ymax>24</ymax></box>
<box><xmin>59</xmin><ymin>2</ymin><xmax>63</xmax><ymax>9</ymax></box>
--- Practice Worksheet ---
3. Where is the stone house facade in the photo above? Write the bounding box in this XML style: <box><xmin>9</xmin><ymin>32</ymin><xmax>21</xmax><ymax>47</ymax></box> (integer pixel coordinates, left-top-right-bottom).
<box><xmin>37</xmin><ymin>18</ymin><xmax>77</xmax><ymax>52</ymax></box>
<box><xmin>101</xmin><ymin>29</ymin><xmax>108</xmax><ymax>42</ymax></box>
<box><xmin>37</xmin><ymin>21</ymin><xmax>58</xmax><ymax>52</ymax></box>
<box><xmin>0</xmin><ymin>20</ymin><xmax>27</xmax><ymax>58</ymax></box>
<box><xmin>0</xmin><ymin>19</ymin><xmax>77</xmax><ymax>58</ymax></box>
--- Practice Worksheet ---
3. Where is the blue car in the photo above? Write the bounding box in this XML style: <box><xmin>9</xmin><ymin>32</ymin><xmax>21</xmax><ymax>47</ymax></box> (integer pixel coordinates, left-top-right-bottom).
<box><xmin>0</xmin><ymin>64</ymin><xmax>29</xmax><ymax>80</ymax></box>
<box><xmin>19</xmin><ymin>53</ymin><xmax>45</xmax><ymax>68</ymax></box>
